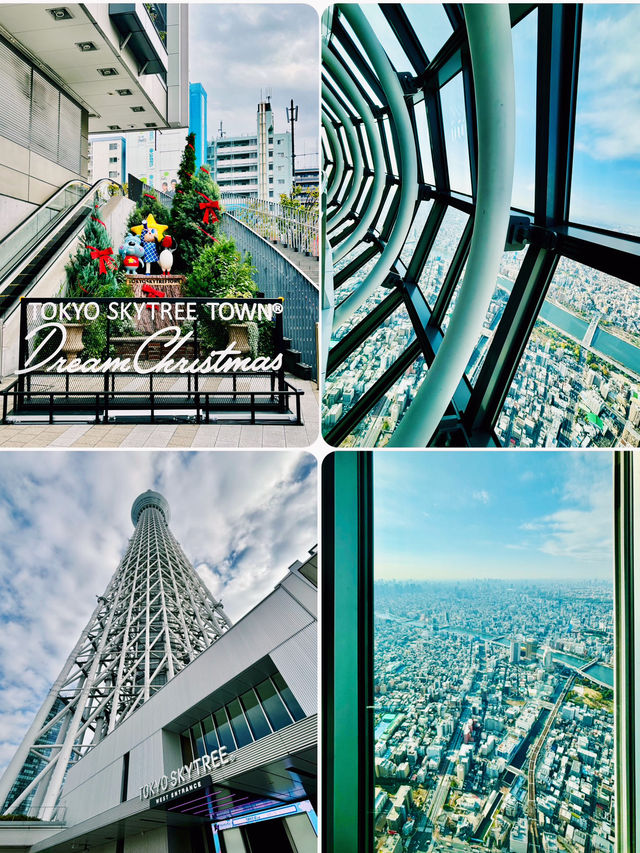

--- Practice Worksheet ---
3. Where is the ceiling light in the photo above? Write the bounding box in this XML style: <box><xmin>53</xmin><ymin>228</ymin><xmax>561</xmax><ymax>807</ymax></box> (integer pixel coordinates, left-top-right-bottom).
<box><xmin>47</xmin><ymin>7</ymin><xmax>73</xmax><ymax>20</ymax></box>
<box><xmin>76</xmin><ymin>41</ymin><xmax>97</xmax><ymax>52</ymax></box>
<box><xmin>108</xmin><ymin>125</ymin><xmax>121</xmax><ymax>130</ymax></box>
<box><xmin>116</xmin><ymin>88</ymin><xmax>132</xmax><ymax>96</ymax></box>
<box><xmin>98</xmin><ymin>67</ymin><xmax>118</xmax><ymax>77</ymax></box>
<box><xmin>131</xmin><ymin>106</ymin><xmax>145</xmax><ymax>113</ymax></box>
<box><xmin>144</xmin><ymin>122</ymin><xmax>157</xmax><ymax>128</ymax></box>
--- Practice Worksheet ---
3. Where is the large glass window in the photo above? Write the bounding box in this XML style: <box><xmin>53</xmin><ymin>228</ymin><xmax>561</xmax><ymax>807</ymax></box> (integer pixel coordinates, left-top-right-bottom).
<box><xmin>511</xmin><ymin>9</ymin><xmax>537</xmax><ymax>212</ymax></box>
<box><xmin>273</xmin><ymin>672</ymin><xmax>305</xmax><ymax>721</ymax></box>
<box><xmin>361</xmin><ymin>6</ymin><xmax>413</xmax><ymax>73</ymax></box>
<box><xmin>570</xmin><ymin>4</ymin><xmax>640</xmax><ymax>235</ymax></box>
<box><xmin>417</xmin><ymin>207</ymin><xmax>468</xmax><ymax>309</ymax></box>
<box><xmin>240</xmin><ymin>689</ymin><xmax>272</xmax><ymax>740</ymax></box>
<box><xmin>403</xmin><ymin>4</ymin><xmax>453</xmax><ymax>59</ymax></box>
<box><xmin>226</xmin><ymin>699</ymin><xmax>253</xmax><ymax>749</ymax></box>
<box><xmin>214</xmin><ymin>708</ymin><xmax>236</xmax><ymax>753</ymax></box>
<box><xmin>498</xmin><ymin>258</ymin><xmax>640</xmax><ymax>448</ymax></box>
<box><xmin>440</xmin><ymin>73</ymin><xmax>471</xmax><ymax>196</ymax></box>
<box><xmin>256</xmin><ymin>678</ymin><xmax>294</xmax><ymax>730</ymax></box>
<box><xmin>372</xmin><ymin>451</ymin><xmax>616</xmax><ymax>852</ymax></box>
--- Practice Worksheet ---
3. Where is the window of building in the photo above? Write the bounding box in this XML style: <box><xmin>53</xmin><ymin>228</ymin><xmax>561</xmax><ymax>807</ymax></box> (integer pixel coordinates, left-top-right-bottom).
<box><xmin>109</xmin><ymin>142</ymin><xmax>118</xmax><ymax>151</ymax></box>
<box><xmin>109</xmin><ymin>156</ymin><xmax>118</xmax><ymax>163</ymax></box>
<box><xmin>180</xmin><ymin>672</ymin><xmax>303</xmax><ymax>764</ymax></box>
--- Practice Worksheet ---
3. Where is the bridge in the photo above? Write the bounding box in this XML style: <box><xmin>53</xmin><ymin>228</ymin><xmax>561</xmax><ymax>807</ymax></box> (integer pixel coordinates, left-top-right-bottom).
<box><xmin>220</xmin><ymin>195</ymin><xmax>319</xmax><ymax>381</ymax></box>
<box><xmin>582</xmin><ymin>312</ymin><xmax>601</xmax><ymax>348</ymax></box>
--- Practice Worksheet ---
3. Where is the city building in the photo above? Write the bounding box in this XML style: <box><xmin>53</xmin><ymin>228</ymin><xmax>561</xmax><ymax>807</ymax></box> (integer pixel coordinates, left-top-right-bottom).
<box><xmin>89</xmin><ymin>82</ymin><xmax>208</xmax><ymax>192</ymax></box>
<box><xmin>0</xmin><ymin>3</ymin><xmax>188</xmax><ymax>238</ymax></box>
<box><xmin>321</xmin><ymin>3</ymin><xmax>639</xmax><ymax>449</ymax></box>
<box><xmin>0</xmin><ymin>492</ymin><xmax>317</xmax><ymax>853</ymax></box>
<box><xmin>208</xmin><ymin>99</ymin><xmax>293</xmax><ymax>199</ymax></box>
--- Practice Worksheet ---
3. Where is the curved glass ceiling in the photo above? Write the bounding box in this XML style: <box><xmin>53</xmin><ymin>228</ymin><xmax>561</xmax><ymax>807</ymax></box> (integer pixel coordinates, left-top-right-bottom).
<box><xmin>322</xmin><ymin>3</ymin><xmax>640</xmax><ymax>449</ymax></box>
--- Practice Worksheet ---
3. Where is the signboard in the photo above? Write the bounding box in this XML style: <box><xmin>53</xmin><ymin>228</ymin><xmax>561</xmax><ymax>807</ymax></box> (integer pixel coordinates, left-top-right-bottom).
<box><xmin>18</xmin><ymin>298</ymin><xmax>285</xmax><ymax>378</ymax></box>
<box><xmin>216</xmin><ymin>800</ymin><xmax>314</xmax><ymax>831</ymax></box>
<box><xmin>144</xmin><ymin>746</ymin><xmax>236</xmax><ymax>804</ymax></box>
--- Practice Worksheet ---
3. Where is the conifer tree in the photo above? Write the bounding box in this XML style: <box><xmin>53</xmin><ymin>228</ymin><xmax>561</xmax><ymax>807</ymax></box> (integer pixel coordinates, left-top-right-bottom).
<box><xmin>65</xmin><ymin>203</ymin><xmax>122</xmax><ymax>297</ymax></box>
<box><xmin>170</xmin><ymin>133</ymin><xmax>222</xmax><ymax>273</ymax></box>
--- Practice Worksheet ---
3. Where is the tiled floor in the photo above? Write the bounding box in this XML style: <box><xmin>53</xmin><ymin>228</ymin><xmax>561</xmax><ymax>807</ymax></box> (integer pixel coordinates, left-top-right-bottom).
<box><xmin>0</xmin><ymin>379</ymin><xmax>318</xmax><ymax>448</ymax></box>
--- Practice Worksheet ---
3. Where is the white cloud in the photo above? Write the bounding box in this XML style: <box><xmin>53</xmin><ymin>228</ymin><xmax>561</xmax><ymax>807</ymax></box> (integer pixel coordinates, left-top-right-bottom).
<box><xmin>0</xmin><ymin>450</ymin><xmax>316</xmax><ymax>777</ymax></box>
<box><xmin>472</xmin><ymin>489</ymin><xmax>490</xmax><ymax>504</ymax></box>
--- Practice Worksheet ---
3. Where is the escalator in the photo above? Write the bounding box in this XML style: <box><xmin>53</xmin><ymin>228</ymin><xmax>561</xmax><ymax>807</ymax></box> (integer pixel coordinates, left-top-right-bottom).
<box><xmin>0</xmin><ymin>179</ymin><xmax>121</xmax><ymax>320</ymax></box>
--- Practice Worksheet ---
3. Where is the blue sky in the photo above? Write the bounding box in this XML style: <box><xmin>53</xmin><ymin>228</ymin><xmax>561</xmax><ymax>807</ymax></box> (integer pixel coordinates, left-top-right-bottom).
<box><xmin>190</xmin><ymin>4</ymin><xmax>319</xmax><ymax>168</ymax></box>
<box><xmin>374</xmin><ymin>451</ymin><xmax>613</xmax><ymax>581</ymax></box>
<box><xmin>0</xmin><ymin>451</ymin><xmax>316</xmax><ymax>776</ymax></box>
<box><xmin>367</xmin><ymin>4</ymin><xmax>639</xmax><ymax>234</ymax></box>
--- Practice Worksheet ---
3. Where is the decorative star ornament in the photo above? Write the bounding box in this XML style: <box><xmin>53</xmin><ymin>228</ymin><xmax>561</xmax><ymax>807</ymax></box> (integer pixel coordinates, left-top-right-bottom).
<box><xmin>131</xmin><ymin>214</ymin><xmax>169</xmax><ymax>241</ymax></box>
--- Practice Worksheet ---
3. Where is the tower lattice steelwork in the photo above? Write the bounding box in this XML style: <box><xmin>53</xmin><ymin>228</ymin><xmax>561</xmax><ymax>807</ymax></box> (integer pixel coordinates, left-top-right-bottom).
<box><xmin>0</xmin><ymin>491</ymin><xmax>231</xmax><ymax>818</ymax></box>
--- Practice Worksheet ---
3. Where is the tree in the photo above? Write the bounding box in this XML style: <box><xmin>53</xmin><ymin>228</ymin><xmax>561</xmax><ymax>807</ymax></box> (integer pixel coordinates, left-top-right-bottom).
<box><xmin>65</xmin><ymin>203</ymin><xmax>123</xmax><ymax>298</ymax></box>
<box><xmin>170</xmin><ymin>133</ymin><xmax>222</xmax><ymax>273</ymax></box>
<box><xmin>63</xmin><ymin>203</ymin><xmax>134</xmax><ymax>357</ymax></box>
<box><xmin>126</xmin><ymin>189</ymin><xmax>169</xmax><ymax>234</ymax></box>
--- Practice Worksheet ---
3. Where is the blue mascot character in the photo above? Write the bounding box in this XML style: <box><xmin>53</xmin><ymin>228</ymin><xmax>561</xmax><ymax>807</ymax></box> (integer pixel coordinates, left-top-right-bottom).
<box><xmin>119</xmin><ymin>234</ymin><xmax>145</xmax><ymax>275</ymax></box>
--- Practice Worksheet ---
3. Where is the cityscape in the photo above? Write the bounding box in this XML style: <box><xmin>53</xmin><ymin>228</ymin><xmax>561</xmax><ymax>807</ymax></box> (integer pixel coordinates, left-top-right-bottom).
<box><xmin>323</xmin><ymin>209</ymin><xmax>640</xmax><ymax>448</ymax></box>
<box><xmin>373</xmin><ymin>580</ymin><xmax>615</xmax><ymax>853</ymax></box>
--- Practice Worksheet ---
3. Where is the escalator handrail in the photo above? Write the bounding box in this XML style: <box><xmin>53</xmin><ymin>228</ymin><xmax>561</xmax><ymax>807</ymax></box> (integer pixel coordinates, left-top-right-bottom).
<box><xmin>0</xmin><ymin>178</ymin><xmax>124</xmax><ymax>287</ymax></box>
<box><xmin>0</xmin><ymin>178</ymin><xmax>124</xmax><ymax>318</ymax></box>
<box><xmin>0</xmin><ymin>179</ymin><xmax>90</xmax><ymax>251</ymax></box>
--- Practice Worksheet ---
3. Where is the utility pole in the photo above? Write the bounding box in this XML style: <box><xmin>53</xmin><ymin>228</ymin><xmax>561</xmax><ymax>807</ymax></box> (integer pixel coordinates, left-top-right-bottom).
<box><xmin>286</xmin><ymin>98</ymin><xmax>298</xmax><ymax>190</ymax></box>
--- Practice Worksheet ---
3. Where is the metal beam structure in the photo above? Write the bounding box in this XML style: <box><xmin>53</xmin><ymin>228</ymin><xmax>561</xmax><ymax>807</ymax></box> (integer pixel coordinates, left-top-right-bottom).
<box><xmin>0</xmin><ymin>491</ymin><xmax>231</xmax><ymax>818</ymax></box>
<box><xmin>322</xmin><ymin>3</ymin><xmax>640</xmax><ymax>448</ymax></box>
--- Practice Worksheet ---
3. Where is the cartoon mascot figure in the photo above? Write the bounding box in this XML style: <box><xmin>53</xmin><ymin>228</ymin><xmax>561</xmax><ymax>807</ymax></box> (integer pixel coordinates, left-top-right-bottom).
<box><xmin>130</xmin><ymin>214</ymin><xmax>169</xmax><ymax>275</ymax></box>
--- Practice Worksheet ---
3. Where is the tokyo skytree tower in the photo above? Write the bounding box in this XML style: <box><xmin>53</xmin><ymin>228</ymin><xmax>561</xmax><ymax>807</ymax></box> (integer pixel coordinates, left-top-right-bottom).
<box><xmin>0</xmin><ymin>491</ymin><xmax>231</xmax><ymax>817</ymax></box>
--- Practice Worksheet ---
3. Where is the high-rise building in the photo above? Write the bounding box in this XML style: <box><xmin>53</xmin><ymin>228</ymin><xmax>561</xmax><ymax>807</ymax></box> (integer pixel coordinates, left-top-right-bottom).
<box><xmin>510</xmin><ymin>639</ymin><xmax>521</xmax><ymax>665</ymax></box>
<box><xmin>207</xmin><ymin>99</ymin><xmax>293</xmax><ymax>199</ymax></box>
<box><xmin>0</xmin><ymin>491</ymin><xmax>231</xmax><ymax>817</ymax></box>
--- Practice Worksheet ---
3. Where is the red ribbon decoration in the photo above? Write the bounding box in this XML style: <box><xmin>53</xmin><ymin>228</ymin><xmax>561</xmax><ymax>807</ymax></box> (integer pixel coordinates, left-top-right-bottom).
<box><xmin>91</xmin><ymin>215</ymin><xmax>107</xmax><ymax>228</ymax></box>
<box><xmin>87</xmin><ymin>245</ymin><xmax>115</xmax><ymax>274</ymax></box>
<box><xmin>198</xmin><ymin>194</ymin><xmax>220</xmax><ymax>224</ymax></box>
<box><xmin>141</xmin><ymin>284</ymin><xmax>166</xmax><ymax>298</ymax></box>
<box><xmin>200</xmin><ymin>165</ymin><xmax>210</xmax><ymax>174</ymax></box>
<box><xmin>143</xmin><ymin>192</ymin><xmax>157</xmax><ymax>199</ymax></box>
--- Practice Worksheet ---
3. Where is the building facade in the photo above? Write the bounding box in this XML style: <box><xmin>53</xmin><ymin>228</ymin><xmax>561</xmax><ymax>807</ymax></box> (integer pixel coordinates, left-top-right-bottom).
<box><xmin>0</xmin><ymin>3</ymin><xmax>188</xmax><ymax>238</ymax></box>
<box><xmin>208</xmin><ymin>100</ymin><xmax>293</xmax><ymax>200</ymax></box>
<box><xmin>89</xmin><ymin>82</ymin><xmax>207</xmax><ymax>193</ymax></box>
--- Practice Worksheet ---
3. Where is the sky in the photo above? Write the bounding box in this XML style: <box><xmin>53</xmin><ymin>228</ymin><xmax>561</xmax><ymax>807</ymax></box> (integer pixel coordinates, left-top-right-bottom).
<box><xmin>364</xmin><ymin>4</ymin><xmax>639</xmax><ymax>235</ymax></box>
<box><xmin>190</xmin><ymin>4</ymin><xmax>319</xmax><ymax>168</ymax></box>
<box><xmin>0</xmin><ymin>450</ymin><xmax>316</xmax><ymax>776</ymax></box>
<box><xmin>374</xmin><ymin>451</ymin><xmax>613</xmax><ymax>582</ymax></box>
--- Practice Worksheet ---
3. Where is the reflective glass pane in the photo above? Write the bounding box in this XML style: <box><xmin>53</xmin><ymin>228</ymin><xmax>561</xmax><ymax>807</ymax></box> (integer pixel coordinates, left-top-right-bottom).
<box><xmin>403</xmin><ymin>4</ymin><xmax>453</xmax><ymax>60</ymax></box>
<box><xmin>399</xmin><ymin>201</ymin><xmax>434</xmax><ymax>269</ymax></box>
<box><xmin>443</xmin><ymin>249</ymin><xmax>528</xmax><ymax>384</ymax></box>
<box><xmin>346</xmin><ymin>354</ymin><xmax>429</xmax><ymax>447</ymax></box>
<box><xmin>256</xmin><ymin>678</ymin><xmax>293</xmax><ymax>731</ymax></box>
<box><xmin>361</xmin><ymin>5</ymin><xmax>413</xmax><ymax>73</ymax></box>
<box><xmin>273</xmin><ymin>673</ymin><xmax>305</xmax><ymax>721</ymax></box>
<box><xmin>418</xmin><ymin>206</ymin><xmax>468</xmax><ymax>308</ymax></box>
<box><xmin>241</xmin><ymin>689</ymin><xmax>272</xmax><ymax>740</ymax></box>
<box><xmin>226</xmin><ymin>699</ymin><xmax>253</xmax><ymax>748</ymax></box>
<box><xmin>511</xmin><ymin>9</ymin><xmax>537</xmax><ymax>212</ymax></box>
<box><xmin>570</xmin><ymin>4</ymin><xmax>640</xmax><ymax>235</ymax></box>
<box><xmin>201</xmin><ymin>715</ymin><xmax>219</xmax><ymax>753</ymax></box>
<box><xmin>373</xmin><ymin>452</ymin><xmax>615</xmax><ymax>853</ymax></box>
<box><xmin>440</xmin><ymin>73</ymin><xmax>471</xmax><ymax>196</ymax></box>
<box><xmin>323</xmin><ymin>304</ymin><xmax>415</xmax><ymax>430</ymax></box>
<box><xmin>214</xmin><ymin>708</ymin><xmax>237</xmax><ymax>753</ymax></box>
<box><xmin>498</xmin><ymin>258</ymin><xmax>640</xmax><ymax>447</ymax></box>
<box><xmin>413</xmin><ymin>97</ymin><xmax>435</xmax><ymax>185</ymax></box>
<box><xmin>190</xmin><ymin>723</ymin><xmax>206</xmax><ymax>759</ymax></box>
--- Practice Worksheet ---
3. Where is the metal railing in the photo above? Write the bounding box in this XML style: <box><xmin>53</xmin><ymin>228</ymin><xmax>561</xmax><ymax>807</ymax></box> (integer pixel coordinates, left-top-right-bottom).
<box><xmin>221</xmin><ymin>213</ymin><xmax>319</xmax><ymax>379</ymax></box>
<box><xmin>0</xmin><ymin>803</ymin><xmax>66</xmax><ymax>823</ymax></box>
<box><xmin>221</xmin><ymin>195</ymin><xmax>319</xmax><ymax>258</ymax></box>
